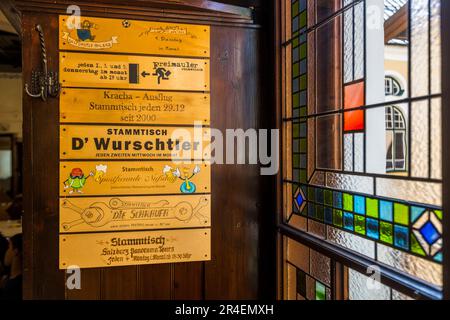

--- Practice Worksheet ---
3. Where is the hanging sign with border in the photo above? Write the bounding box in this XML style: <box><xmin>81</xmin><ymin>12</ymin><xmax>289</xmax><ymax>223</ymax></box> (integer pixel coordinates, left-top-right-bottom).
<box><xmin>60</xmin><ymin>161</ymin><xmax>211</xmax><ymax>197</ymax></box>
<box><xmin>60</xmin><ymin>228</ymin><xmax>211</xmax><ymax>269</ymax></box>
<box><xmin>60</xmin><ymin>52</ymin><xmax>210</xmax><ymax>91</ymax></box>
<box><xmin>59</xmin><ymin>194</ymin><xmax>211</xmax><ymax>233</ymax></box>
<box><xmin>59</xmin><ymin>15</ymin><xmax>210</xmax><ymax>57</ymax></box>
<box><xmin>60</xmin><ymin>125</ymin><xmax>210</xmax><ymax>160</ymax></box>
<box><xmin>60</xmin><ymin>89</ymin><xmax>210</xmax><ymax>125</ymax></box>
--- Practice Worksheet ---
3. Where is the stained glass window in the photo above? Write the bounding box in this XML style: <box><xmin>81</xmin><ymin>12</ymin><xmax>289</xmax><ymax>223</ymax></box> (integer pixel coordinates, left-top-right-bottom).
<box><xmin>281</xmin><ymin>0</ymin><xmax>443</xmax><ymax>300</ymax></box>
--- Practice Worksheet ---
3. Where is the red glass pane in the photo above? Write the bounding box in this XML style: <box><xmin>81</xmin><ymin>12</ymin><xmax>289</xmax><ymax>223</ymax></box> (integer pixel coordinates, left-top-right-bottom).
<box><xmin>344</xmin><ymin>110</ymin><xmax>364</xmax><ymax>132</ymax></box>
<box><xmin>344</xmin><ymin>81</ymin><xmax>365</xmax><ymax>109</ymax></box>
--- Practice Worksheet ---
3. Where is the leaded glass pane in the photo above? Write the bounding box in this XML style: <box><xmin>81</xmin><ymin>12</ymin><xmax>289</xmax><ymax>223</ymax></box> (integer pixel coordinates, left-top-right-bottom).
<box><xmin>282</xmin><ymin>0</ymin><xmax>443</xmax><ymax>299</ymax></box>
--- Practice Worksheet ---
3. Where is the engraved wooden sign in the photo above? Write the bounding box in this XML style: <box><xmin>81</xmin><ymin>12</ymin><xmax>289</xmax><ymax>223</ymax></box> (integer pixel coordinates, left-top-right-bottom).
<box><xmin>60</xmin><ymin>125</ymin><xmax>210</xmax><ymax>160</ymax></box>
<box><xmin>60</xmin><ymin>161</ymin><xmax>211</xmax><ymax>196</ymax></box>
<box><xmin>60</xmin><ymin>89</ymin><xmax>210</xmax><ymax>125</ymax></box>
<box><xmin>60</xmin><ymin>52</ymin><xmax>210</xmax><ymax>91</ymax></box>
<box><xmin>59</xmin><ymin>16</ymin><xmax>210</xmax><ymax>57</ymax></box>
<box><xmin>59</xmin><ymin>194</ymin><xmax>211</xmax><ymax>233</ymax></box>
<box><xmin>60</xmin><ymin>228</ymin><xmax>211</xmax><ymax>269</ymax></box>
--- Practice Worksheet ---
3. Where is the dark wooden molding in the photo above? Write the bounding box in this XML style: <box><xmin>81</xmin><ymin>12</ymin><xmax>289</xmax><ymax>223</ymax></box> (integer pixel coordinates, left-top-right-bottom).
<box><xmin>13</xmin><ymin>0</ymin><xmax>257</xmax><ymax>27</ymax></box>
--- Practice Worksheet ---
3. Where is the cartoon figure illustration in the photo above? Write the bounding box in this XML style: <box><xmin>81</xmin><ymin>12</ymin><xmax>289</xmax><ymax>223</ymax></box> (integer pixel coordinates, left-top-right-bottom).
<box><xmin>77</xmin><ymin>20</ymin><xmax>96</xmax><ymax>41</ymax></box>
<box><xmin>152</xmin><ymin>67</ymin><xmax>171</xmax><ymax>84</ymax></box>
<box><xmin>63</xmin><ymin>168</ymin><xmax>94</xmax><ymax>194</ymax></box>
<box><xmin>163</xmin><ymin>165</ymin><xmax>201</xmax><ymax>194</ymax></box>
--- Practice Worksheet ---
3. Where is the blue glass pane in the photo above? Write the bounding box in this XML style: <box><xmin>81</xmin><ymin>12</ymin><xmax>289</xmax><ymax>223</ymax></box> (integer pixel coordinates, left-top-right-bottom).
<box><xmin>394</xmin><ymin>225</ymin><xmax>409</xmax><ymax>250</ymax></box>
<box><xmin>411</xmin><ymin>206</ymin><xmax>426</xmax><ymax>223</ymax></box>
<box><xmin>325</xmin><ymin>207</ymin><xmax>333</xmax><ymax>224</ymax></box>
<box><xmin>380</xmin><ymin>201</ymin><xmax>393</xmax><ymax>222</ymax></box>
<box><xmin>333</xmin><ymin>191</ymin><xmax>343</xmax><ymax>209</ymax></box>
<box><xmin>366</xmin><ymin>218</ymin><xmax>379</xmax><ymax>240</ymax></box>
<box><xmin>420</xmin><ymin>221</ymin><xmax>440</xmax><ymax>245</ymax></box>
<box><xmin>354</xmin><ymin>196</ymin><xmax>366</xmax><ymax>215</ymax></box>
<box><xmin>344</xmin><ymin>212</ymin><xmax>354</xmax><ymax>231</ymax></box>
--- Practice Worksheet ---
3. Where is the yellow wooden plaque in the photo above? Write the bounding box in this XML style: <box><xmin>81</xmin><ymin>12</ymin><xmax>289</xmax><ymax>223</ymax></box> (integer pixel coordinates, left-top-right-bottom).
<box><xmin>60</xmin><ymin>161</ymin><xmax>210</xmax><ymax>196</ymax></box>
<box><xmin>59</xmin><ymin>194</ymin><xmax>211</xmax><ymax>233</ymax></box>
<box><xmin>59</xmin><ymin>16</ymin><xmax>210</xmax><ymax>57</ymax></box>
<box><xmin>60</xmin><ymin>125</ymin><xmax>210</xmax><ymax>160</ymax></box>
<box><xmin>59</xmin><ymin>228</ymin><xmax>211</xmax><ymax>269</ymax></box>
<box><xmin>60</xmin><ymin>52</ymin><xmax>210</xmax><ymax>91</ymax></box>
<box><xmin>60</xmin><ymin>89</ymin><xmax>210</xmax><ymax>125</ymax></box>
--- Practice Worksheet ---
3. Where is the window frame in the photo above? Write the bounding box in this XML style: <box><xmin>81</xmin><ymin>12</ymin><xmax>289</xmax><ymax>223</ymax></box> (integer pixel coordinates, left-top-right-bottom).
<box><xmin>275</xmin><ymin>0</ymin><xmax>449</xmax><ymax>300</ymax></box>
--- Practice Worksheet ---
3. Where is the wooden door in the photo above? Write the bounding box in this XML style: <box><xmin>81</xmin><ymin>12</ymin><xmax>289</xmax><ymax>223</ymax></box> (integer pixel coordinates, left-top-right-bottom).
<box><xmin>17</xmin><ymin>0</ymin><xmax>275</xmax><ymax>300</ymax></box>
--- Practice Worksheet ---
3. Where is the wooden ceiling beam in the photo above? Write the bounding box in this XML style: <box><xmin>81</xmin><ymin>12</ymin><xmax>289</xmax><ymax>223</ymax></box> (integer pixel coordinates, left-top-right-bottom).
<box><xmin>384</xmin><ymin>4</ymin><xmax>408</xmax><ymax>43</ymax></box>
<box><xmin>0</xmin><ymin>0</ymin><xmax>21</xmax><ymax>37</ymax></box>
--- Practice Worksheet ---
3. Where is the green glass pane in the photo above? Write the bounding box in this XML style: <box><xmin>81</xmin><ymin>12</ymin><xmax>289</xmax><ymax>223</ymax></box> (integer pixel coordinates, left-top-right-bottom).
<box><xmin>293</xmin><ymin>154</ymin><xmax>300</xmax><ymax>168</ymax></box>
<box><xmin>315</xmin><ymin>281</ymin><xmax>326</xmax><ymax>300</ymax></box>
<box><xmin>324</xmin><ymin>190</ymin><xmax>333</xmax><ymax>206</ymax></box>
<box><xmin>299</xmin><ymin>74</ymin><xmax>307</xmax><ymax>90</ymax></box>
<box><xmin>292</xmin><ymin>1</ymin><xmax>299</xmax><ymax>16</ymax></box>
<box><xmin>293</xmin><ymin>123</ymin><xmax>300</xmax><ymax>138</ymax></box>
<box><xmin>333</xmin><ymin>209</ymin><xmax>343</xmax><ymax>227</ymax></box>
<box><xmin>315</xmin><ymin>205</ymin><xmax>325</xmax><ymax>222</ymax></box>
<box><xmin>299</xmin><ymin>11</ymin><xmax>307</xmax><ymax>28</ymax></box>
<box><xmin>411</xmin><ymin>233</ymin><xmax>426</xmax><ymax>256</ymax></box>
<box><xmin>299</xmin><ymin>170</ymin><xmax>307</xmax><ymax>183</ymax></box>
<box><xmin>300</xmin><ymin>138</ymin><xmax>307</xmax><ymax>153</ymax></box>
<box><xmin>308</xmin><ymin>187</ymin><xmax>315</xmax><ymax>202</ymax></box>
<box><xmin>293</xmin><ymin>62</ymin><xmax>300</xmax><ymax>77</ymax></box>
<box><xmin>299</xmin><ymin>43</ymin><xmax>307</xmax><ymax>59</ymax></box>
<box><xmin>394</xmin><ymin>203</ymin><xmax>409</xmax><ymax>226</ymax></box>
<box><xmin>366</xmin><ymin>198</ymin><xmax>379</xmax><ymax>218</ymax></box>
<box><xmin>300</xmin><ymin>107</ymin><xmax>307</xmax><ymax>117</ymax></box>
<box><xmin>354</xmin><ymin>215</ymin><xmax>366</xmax><ymax>235</ymax></box>
<box><xmin>293</xmin><ymin>37</ymin><xmax>299</xmax><ymax>48</ymax></box>
<box><xmin>293</xmin><ymin>93</ymin><xmax>300</xmax><ymax>108</ymax></box>
<box><xmin>380</xmin><ymin>222</ymin><xmax>393</xmax><ymax>245</ymax></box>
<box><xmin>435</xmin><ymin>210</ymin><xmax>443</xmax><ymax>220</ymax></box>
<box><xmin>343</xmin><ymin>194</ymin><xmax>353</xmax><ymax>211</ymax></box>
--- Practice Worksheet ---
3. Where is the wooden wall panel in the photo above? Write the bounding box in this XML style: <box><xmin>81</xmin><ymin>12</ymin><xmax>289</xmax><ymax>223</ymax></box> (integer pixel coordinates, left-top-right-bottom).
<box><xmin>22</xmin><ymin>12</ymin><xmax>66</xmax><ymax>300</ymax></box>
<box><xmin>173</xmin><ymin>263</ymin><xmax>204</xmax><ymax>299</ymax></box>
<box><xmin>101</xmin><ymin>267</ymin><xmax>138</xmax><ymax>300</ymax></box>
<box><xmin>138</xmin><ymin>265</ymin><xmax>172</xmax><ymax>300</ymax></box>
<box><xmin>204</xmin><ymin>25</ymin><xmax>262</xmax><ymax>299</ymax></box>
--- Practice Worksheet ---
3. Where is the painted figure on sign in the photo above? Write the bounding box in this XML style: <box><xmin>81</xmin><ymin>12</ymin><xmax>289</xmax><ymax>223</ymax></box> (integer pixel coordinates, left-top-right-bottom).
<box><xmin>152</xmin><ymin>67</ymin><xmax>171</xmax><ymax>84</ymax></box>
<box><xmin>77</xmin><ymin>20</ymin><xmax>96</xmax><ymax>41</ymax></box>
<box><xmin>163</xmin><ymin>165</ymin><xmax>201</xmax><ymax>194</ymax></box>
<box><xmin>63</xmin><ymin>168</ymin><xmax>94</xmax><ymax>194</ymax></box>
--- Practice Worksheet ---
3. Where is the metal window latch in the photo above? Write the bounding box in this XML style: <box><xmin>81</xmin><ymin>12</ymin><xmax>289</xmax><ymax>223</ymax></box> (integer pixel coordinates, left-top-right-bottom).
<box><xmin>25</xmin><ymin>24</ymin><xmax>60</xmax><ymax>101</ymax></box>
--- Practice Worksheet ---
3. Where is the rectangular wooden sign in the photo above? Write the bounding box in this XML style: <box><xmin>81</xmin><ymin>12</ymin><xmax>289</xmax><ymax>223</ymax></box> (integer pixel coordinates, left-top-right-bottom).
<box><xmin>60</xmin><ymin>89</ymin><xmax>210</xmax><ymax>125</ymax></box>
<box><xmin>60</xmin><ymin>161</ymin><xmax>210</xmax><ymax>196</ymax></box>
<box><xmin>59</xmin><ymin>228</ymin><xmax>211</xmax><ymax>269</ymax></box>
<box><xmin>60</xmin><ymin>52</ymin><xmax>210</xmax><ymax>91</ymax></box>
<box><xmin>59</xmin><ymin>16</ymin><xmax>210</xmax><ymax>57</ymax></box>
<box><xmin>60</xmin><ymin>125</ymin><xmax>210</xmax><ymax>160</ymax></box>
<box><xmin>59</xmin><ymin>194</ymin><xmax>211</xmax><ymax>233</ymax></box>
